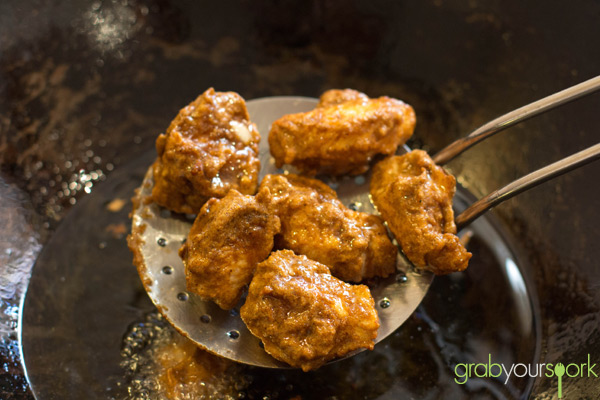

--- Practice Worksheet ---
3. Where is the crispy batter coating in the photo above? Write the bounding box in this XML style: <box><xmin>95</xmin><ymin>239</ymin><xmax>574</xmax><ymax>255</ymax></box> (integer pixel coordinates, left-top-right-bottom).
<box><xmin>240</xmin><ymin>250</ymin><xmax>379</xmax><ymax>371</ymax></box>
<box><xmin>259</xmin><ymin>174</ymin><xmax>396</xmax><ymax>282</ymax></box>
<box><xmin>179</xmin><ymin>188</ymin><xmax>280</xmax><ymax>310</ymax></box>
<box><xmin>317</xmin><ymin>88</ymin><xmax>369</xmax><ymax>107</ymax></box>
<box><xmin>268</xmin><ymin>89</ymin><xmax>416</xmax><ymax>176</ymax></box>
<box><xmin>152</xmin><ymin>88</ymin><xmax>261</xmax><ymax>214</ymax></box>
<box><xmin>370</xmin><ymin>150</ymin><xmax>472</xmax><ymax>275</ymax></box>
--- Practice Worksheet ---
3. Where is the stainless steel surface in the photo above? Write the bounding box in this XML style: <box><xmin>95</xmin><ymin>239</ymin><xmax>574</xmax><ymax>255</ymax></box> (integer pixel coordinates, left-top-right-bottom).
<box><xmin>129</xmin><ymin>96</ymin><xmax>434</xmax><ymax>368</ymax></box>
<box><xmin>433</xmin><ymin>75</ymin><xmax>600</xmax><ymax>164</ymax></box>
<box><xmin>456</xmin><ymin>142</ymin><xmax>600</xmax><ymax>229</ymax></box>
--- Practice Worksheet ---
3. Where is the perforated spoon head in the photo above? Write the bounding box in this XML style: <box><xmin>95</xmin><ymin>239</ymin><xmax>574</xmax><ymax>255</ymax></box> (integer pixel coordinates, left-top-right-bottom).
<box><xmin>128</xmin><ymin>96</ymin><xmax>433</xmax><ymax>368</ymax></box>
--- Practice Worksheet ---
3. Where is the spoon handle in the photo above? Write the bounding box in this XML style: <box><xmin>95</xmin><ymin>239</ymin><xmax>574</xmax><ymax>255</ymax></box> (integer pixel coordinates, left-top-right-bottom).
<box><xmin>433</xmin><ymin>75</ymin><xmax>600</xmax><ymax>165</ymax></box>
<box><xmin>455</xmin><ymin>142</ymin><xmax>600</xmax><ymax>230</ymax></box>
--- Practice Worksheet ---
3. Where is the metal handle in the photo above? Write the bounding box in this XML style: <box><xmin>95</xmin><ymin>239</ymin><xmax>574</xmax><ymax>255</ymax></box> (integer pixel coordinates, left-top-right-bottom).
<box><xmin>455</xmin><ymin>143</ymin><xmax>600</xmax><ymax>230</ymax></box>
<box><xmin>433</xmin><ymin>75</ymin><xmax>600</xmax><ymax>165</ymax></box>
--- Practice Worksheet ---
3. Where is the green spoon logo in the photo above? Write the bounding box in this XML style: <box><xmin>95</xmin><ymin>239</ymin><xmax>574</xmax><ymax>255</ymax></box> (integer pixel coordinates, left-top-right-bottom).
<box><xmin>554</xmin><ymin>362</ymin><xmax>565</xmax><ymax>399</ymax></box>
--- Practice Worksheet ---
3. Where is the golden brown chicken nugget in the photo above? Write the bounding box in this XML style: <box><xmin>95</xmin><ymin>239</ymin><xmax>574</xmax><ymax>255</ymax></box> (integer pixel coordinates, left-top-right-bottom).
<box><xmin>259</xmin><ymin>173</ymin><xmax>397</xmax><ymax>282</ymax></box>
<box><xmin>241</xmin><ymin>250</ymin><xmax>379</xmax><ymax>371</ymax></box>
<box><xmin>370</xmin><ymin>150</ymin><xmax>472</xmax><ymax>274</ymax></box>
<box><xmin>152</xmin><ymin>88</ymin><xmax>260</xmax><ymax>214</ymax></box>
<box><xmin>268</xmin><ymin>89</ymin><xmax>416</xmax><ymax>176</ymax></box>
<box><xmin>179</xmin><ymin>188</ymin><xmax>280</xmax><ymax>310</ymax></box>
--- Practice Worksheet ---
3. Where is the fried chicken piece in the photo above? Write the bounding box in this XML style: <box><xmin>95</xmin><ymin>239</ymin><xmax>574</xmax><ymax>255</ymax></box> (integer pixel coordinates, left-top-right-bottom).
<box><xmin>317</xmin><ymin>88</ymin><xmax>369</xmax><ymax>107</ymax></box>
<box><xmin>370</xmin><ymin>150</ymin><xmax>472</xmax><ymax>275</ymax></box>
<box><xmin>152</xmin><ymin>88</ymin><xmax>261</xmax><ymax>214</ymax></box>
<box><xmin>179</xmin><ymin>188</ymin><xmax>280</xmax><ymax>310</ymax></box>
<box><xmin>259</xmin><ymin>174</ymin><xmax>396</xmax><ymax>282</ymax></box>
<box><xmin>241</xmin><ymin>250</ymin><xmax>379</xmax><ymax>371</ymax></box>
<box><xmin>268</xmin><ymin>89</ymin><xmax>416</xmax><ymax>176</ymax></box>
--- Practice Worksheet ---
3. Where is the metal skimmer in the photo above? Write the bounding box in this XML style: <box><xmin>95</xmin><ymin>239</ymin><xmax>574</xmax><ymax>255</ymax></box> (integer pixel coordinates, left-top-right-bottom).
<box><xmin>129</xmin><ymin>97</ymin><xmax>433</xmax><ymax>368</ymax></box>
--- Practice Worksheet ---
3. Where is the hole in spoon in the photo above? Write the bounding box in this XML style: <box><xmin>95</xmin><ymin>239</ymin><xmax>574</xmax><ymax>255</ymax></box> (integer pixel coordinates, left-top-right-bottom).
<box><xmin>200</xmin><ymin>314</ymin><xmax>211</xmax><ymax>324</ymax></box>
<box><xmin>227</xmin><ymin>330</ymin><xmax>240</xmax><ymax>340</ymax></box>
<box><xmin>379</xmin><ymin>298</ymin><xmax>391</xmax><ymax>309</ymax></box>
<box><xmin>354</xmin><ymin>175</ymin><xmax>366</xmax><ymax>185</ymax></box>
<box><xmin>177</xmin><ymin>292</ymin><xmax>189</xmax><ymax>301</ymax></box>
<box><xmin>349</xmin><ymin>202</ymin><xmax>362</xmax><ymax>211</ymax></box>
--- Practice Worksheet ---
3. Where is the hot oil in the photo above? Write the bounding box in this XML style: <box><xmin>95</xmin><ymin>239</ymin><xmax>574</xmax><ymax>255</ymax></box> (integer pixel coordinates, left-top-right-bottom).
<box><xmin>119</xmin><ymin>312</ymin><xmax>245</xmax><ymax>400</ymax></box>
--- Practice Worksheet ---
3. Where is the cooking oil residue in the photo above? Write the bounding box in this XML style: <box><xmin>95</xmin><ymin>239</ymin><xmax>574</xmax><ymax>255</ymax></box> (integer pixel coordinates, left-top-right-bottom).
<box><xmin>119</xmin><ymin>312</ymin><xmax>246</xmax><ymax>400</ymax></box>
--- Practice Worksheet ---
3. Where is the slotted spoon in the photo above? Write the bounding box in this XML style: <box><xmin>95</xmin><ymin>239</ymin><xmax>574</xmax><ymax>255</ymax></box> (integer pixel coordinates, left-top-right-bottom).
<box><xmin>129</xmin><ymin>76</ymin><xmax>600</xmax><ymax>368</ymax></box>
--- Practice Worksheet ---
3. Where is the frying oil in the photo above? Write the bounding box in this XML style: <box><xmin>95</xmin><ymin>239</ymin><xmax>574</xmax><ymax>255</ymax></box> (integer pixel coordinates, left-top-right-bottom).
<box><xmin>119</xmin><ymin>312</ymin><xmax>244</xmax><ymax>400</ymax></box>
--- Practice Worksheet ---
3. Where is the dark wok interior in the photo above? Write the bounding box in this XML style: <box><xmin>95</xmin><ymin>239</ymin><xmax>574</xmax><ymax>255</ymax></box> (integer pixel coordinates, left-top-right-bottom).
<box><xmin>1</xmin><ymin>0</ymin><xmax>599</xmax><ymax>398</ymax></box>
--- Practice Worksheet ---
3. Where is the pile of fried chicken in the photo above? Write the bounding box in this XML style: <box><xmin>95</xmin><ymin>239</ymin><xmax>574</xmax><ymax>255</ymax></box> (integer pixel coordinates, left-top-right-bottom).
<box><xmin>147</xmin><ymin>88</ymin><xmax>471</xmax><ymax>371</ymax></box>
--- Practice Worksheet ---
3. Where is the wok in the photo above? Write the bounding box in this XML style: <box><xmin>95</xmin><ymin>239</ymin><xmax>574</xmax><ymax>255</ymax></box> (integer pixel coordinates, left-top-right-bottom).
<box><xmin>1</xmin><ymin>0</ymin><xmax>599</xmax><ymax>398</ymax></box>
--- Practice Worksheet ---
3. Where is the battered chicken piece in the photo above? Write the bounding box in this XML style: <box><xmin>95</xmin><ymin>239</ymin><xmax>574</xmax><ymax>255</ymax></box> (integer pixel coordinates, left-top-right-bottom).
<box><xmin>152</xmin><ymin>88</ymin><xmax>261</xmax><ymax>214</ymax></box>
<box><xmin>317</xmin><ymin>88</ymin><xmax>369</xmax><ymax>107</ymax></box>
<box><xmin>370</xmin><ymin>150</ymin><xmax>472</xmax><ymax>275</ymax></box>
<box><xmin>179</xmin><ymin>188</ymin><xmax>280</xmax><ymax>310</ymax></box>
<box><xmin>240</xmin><ymin>250</ymin><xmax>379</xmax><ymax>371</ymax></box>
<box><xmin>268</xmin><ymin>89</ymin><xmax>416</xmax><ymax>176</ymax></box>
<box><xmin>259</xmin><ymin>174</ymin><xmax>397</xmax><ymax>282</ymax></box>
